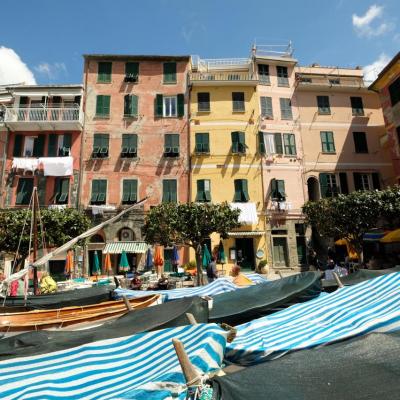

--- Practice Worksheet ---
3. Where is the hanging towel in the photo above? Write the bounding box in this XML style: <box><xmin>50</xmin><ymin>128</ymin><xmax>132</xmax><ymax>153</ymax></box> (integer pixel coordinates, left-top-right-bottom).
<box><xmin>39</xmin><ymin>156</ymin><xmax>73</xmax><ymax>176</ymax></box>
<box><xmin>12</xmin><ymin>158</ymin><xmax>40</xmax><ymax>173</ymax></box>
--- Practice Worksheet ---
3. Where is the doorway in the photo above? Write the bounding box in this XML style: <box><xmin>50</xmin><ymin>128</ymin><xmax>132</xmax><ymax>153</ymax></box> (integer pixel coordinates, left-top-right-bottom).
<box><xmin>272</xmin><ymin>237</ymin><xmax>289</xmax><ymax>267</ymax></box>
<box><xmin>235</xmin><ymin>238</ymin><xmax>255</xmax><ymax>270</ymax></box>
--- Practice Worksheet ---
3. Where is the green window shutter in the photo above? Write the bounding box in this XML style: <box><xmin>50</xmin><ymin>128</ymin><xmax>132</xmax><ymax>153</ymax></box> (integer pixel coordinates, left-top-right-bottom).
<box><xmin>163</xmin><ymin>180</ymin><xmax>177</xmax><ymax>203</ymax></box>
<box><xmin>93</xmin><ymin>134</ymin><xmax>102</xmax><ymax>149</ymax></box>
<box><xmin>16</xmin><ymin>178</ymin><xmax>33</xmax><ymax>205</ymax></box>
<box><xmin>171</xmin><ymin>134</ymin><xmax>180</xmax><ymax>154</ymax></box>
<box><xmin>353</xmin><ymin>173</ymin><xmax>363</xmax><ymax>191</ymax></box>
<box><xmin>62</xmin><ymin>133</ymin><xmax>72</xmax><ymax>154</ymax></box>
<box><xmin>162</xmin><ymin>180</ymin><xmax>169</xmax><ymax>202</ymax></box>
<box><xmin>242</xmin><ymin>179</ymin><xmax>249</xmax><ymax>201</ymax></box>
<box><xmin>319</xmin><ymin>173</ymin><xmax>329</xmax><ymax>198</ymax></box>
<box><xmin>124</xmin><ymin>95</ymin><xmax>138</xmax><ymax>117</ymax></box>
<box><xmin>37</xmin><ymin>176</ymin><xmax>46</xmax><ymax>206</ymax></box>
<box><xmin>280</xmin><ymin>98</ymin><xmax>292</xmax><ymax>120</ymax></box>
<box><xmin>231</xmin><ymin>131</ymin><xmax>239</xmax><ymax>153</ymax></box>
<box><xmin>260</xmin><ymin>96</ymin><xmax>273</xmax><ymax>118</ymax></box>
<box><xmin>96</xmin><ymin>96</ymin><xmax>103</xmax><ymax>116</ymax></box>
<box><xmin>277</xmin><ymin>180</ymin><xmax>286</xmax><ymax>200</ymax></box>
<box><xmin>96</xmin><ymin>95</ymin><xmax>110</xmax><ymax>117</ymax></box>
<box><xmin>170</xmin><ymin>180</ymin><xmax>177</xmax><ymax>202</ymax></box>
<box><xmin>13</xmin><ymin>134</ymin><xmax>23</xmax><ymax>157</ymax></box>
<box><xmin>271</xmin><ymin>179</ymin><xmax>277</xmax><ymax>198</ymax></box>
<box><xmin>58</xmin><ymin>178</ymin><xmax>69</xmax><ymax>203</ymax></box>
<box><xmin>339</xmin><ymin>172</ymin><xmax>349</xmax><ymax>194</ymax></box>
<box><xmin>53</xmin><ymin>177</ymin><xmax>61</xmax><ymax>202</ymax></box>
<box><xmin>204</xmin><ymin>180</ymin><xmax>211</xmax><ymax>202</ymax></box>
<box><xmin>129</xmin><ymin>180</ymin><xmax>138</xmax><ymax>202</ymax></box>
<box><xmin>155</xmin><ymin>94</ymin><xmax>163</xmax><ymax>117</ymax></box>
<box><xmin>372</xmin><ymin>173</ymin><xmax>381</xmax><ymax>190</ymax></box>
<box><xmin>97</xmin><ymin>180</ymin><xmax>107</xmax><ymax>203</ymax></box>
<box><xmin>258</xmin><ymin>131</ymin><xmax>266</xmax><ymax>154</ymax></box>
<box><xmin>195</xmin><ymin>133</ymin><xmax>202</xmax><ymax>152</ymax></box>
<box><xmin>274</xmin><ymin>133</ymin><xmax>283</xmax><ymax>154</ymax></box>
<box><xmin>91</xmin><ymin>180</ymin><xmax>99</xmax><ymax>203</ymax></box>
<box><xmin>130</xmin><ymin>95</ymin><xmax>138</xmax><ymax>116</ymax></box>
<box><xmin>238</xmin><ymin>131</ymin><xmax>245</xmax><ymax>150</ymax></box>
<box><xmin>163</xmin><ymin>62</ymin><xmax>177</xmax><ymax>83</ymax></box>
<box><xmin>284</xmin><ymin>134</ymin><xmax>296</xmax><ymax>155</ymax></box>
<box><xmin>33</xmin><ymin>134</ymin><xmax>45</xmax><ymax>157</ymax></box>
<box><xmin>177</xmin><ymin>94</ymin><xmax>184</xmax><ymax>117</ymax></box>
<box><xmin>321</xmin><ymin>131</ymin><xmax>335</xmax><ymax>153</ymax></box>
<box><xmin>103</xmin><ymin>96</ymin><xmax>110</xmax><ymax>116</ymax></box>
<box><xmin>164</xmin><ymin>134</ymin><xmax>172</xmax><ymax>153</ymax></box>
<box><xmin>196</xmin><ymin>180</ymin><xmax>205</xmax><ymax>202</ymax></box>
<box><xmin>98</xmin><ymin>62</ymin><xmax>112</xmax><ymax>83</ymax></box>
<box><xmin>47</xmin><ymin>134</ymin><xmax>58</xmax><ymax>157</ymax></box>
<box><xmin>122</xmin><ymin>180</ymin><xmax>132</xmax><ymax>203</ymax></box>
<box><xmin>234</xmin><ymin>180</ymin><xmax>242</xmax><ymax>201</ymax></box>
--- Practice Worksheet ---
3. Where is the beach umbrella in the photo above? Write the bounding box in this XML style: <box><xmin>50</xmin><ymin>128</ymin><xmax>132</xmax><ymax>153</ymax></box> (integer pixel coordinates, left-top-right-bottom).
<box><xmin>64</xmin><ymin>250</ymin><xmax>73</xmax><ymax>276</ymax></box>
<box><xmin>92</xmin><ymin>251</ymin><xmax>101</xmax><ymax>276</ymax></box>
<box><xmin>119</xmin><ymin>250</ymin><xmax>130</xmax><ymax>274</ymax></box>
<box><xmin>154</xmin><ymin>246</ymin><xmax>164</xmax><ymax>276</ymax></box>
<box><xmin>217</xmin><ymin>240</ymin><xmax>226</xmax><ymax>265</ymax></box>
<box><xmin>145</xmin><ymin>248</ymin><xmax>153</xmax><ymax>271</ymax></box>
<box><xmin>202</xmin><ymin>244</ymin><xmax>212</xmax><ymax>268</ymax></box>
<box><xmin>104</xmin><ymin>252</ymin><xmax>112</xmax><ymax>275</ymax></box>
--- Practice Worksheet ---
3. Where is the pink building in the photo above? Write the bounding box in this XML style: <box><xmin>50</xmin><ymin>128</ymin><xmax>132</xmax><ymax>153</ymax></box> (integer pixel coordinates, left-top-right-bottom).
<box><xmin>81</xmin><ymin>55</ymin><xmax>190</xmax><ymax>273</ymax></box>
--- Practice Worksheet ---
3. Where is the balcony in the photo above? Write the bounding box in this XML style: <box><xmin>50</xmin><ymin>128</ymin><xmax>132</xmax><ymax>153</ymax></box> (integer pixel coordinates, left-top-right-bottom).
<box><xmin>4</xmin><ymin>105</ymin><xmax>83</xmax><ymax>131</ymax></box>
<box><xmin>189</xmin><ymin>71</ymin><xmax>258</xmax><ymax>86</ymax></box>
<box><xmin>295</xmin><ymin>74</ymin><xmax>367</xmax><ymax>92</ymax></box>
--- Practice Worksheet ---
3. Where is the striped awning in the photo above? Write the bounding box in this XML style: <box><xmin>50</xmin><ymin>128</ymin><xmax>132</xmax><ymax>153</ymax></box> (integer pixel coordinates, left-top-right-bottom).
<box><xmin>228</xmin><ymin>231</ymin><xmax>265</xmax><ymax>237</ymax></box>
<box><xmin>103</xmin><ymin>241</ymin><xmax>147</xmax><ymax>254</ymax></box>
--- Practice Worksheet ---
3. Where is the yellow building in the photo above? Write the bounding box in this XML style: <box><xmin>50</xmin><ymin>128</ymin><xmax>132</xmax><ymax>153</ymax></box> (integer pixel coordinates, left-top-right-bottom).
<box><xmin>189</xmin><ymin>57</ymin><xmax>267</xmax><ymax>272</ymax></box>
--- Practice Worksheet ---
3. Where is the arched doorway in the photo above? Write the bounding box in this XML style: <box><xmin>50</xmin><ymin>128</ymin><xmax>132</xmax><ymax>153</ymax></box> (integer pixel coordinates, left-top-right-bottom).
<box><xmin>307</xmin><ymin>177</ymin><xmax>320</xmax><ymax>202</ymax></box>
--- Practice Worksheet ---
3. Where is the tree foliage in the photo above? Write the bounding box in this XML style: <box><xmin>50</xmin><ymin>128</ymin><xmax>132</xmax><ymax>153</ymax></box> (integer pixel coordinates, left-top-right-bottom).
<box><xmin>143</xmin><ymin>202</ymin><xmax>241</xmax><ymax>284</ymax></box>
<box><xmin>0</xmin><ymin>208</ymin><xmax>91</xmax><ymax>259</ymax></box>
<box><xmin>302</xmin><ymin>186</ymin><xmax>400</xmax><ymax>261</ymax></box>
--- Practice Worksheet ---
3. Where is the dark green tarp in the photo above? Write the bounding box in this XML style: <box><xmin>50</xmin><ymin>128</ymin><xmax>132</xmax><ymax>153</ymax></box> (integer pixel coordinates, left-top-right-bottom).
<box><xmin>209</xmin><ymin>272</ymin><xmax>322</xmax><ymax>325</ymax></box>
<box><xmin>0</xmin><ymin>296</ymin><xmax>208</xmax><ymax>360</ymax></box>
<box><xmin>212</xmin><ymin>332</ymin><xmax>400</xmax><ymax>400</ymax></box>
<box><xmin>322</xmin><ymin>266</ymin><xmax>400</xmax><ymax>291</ymax></box>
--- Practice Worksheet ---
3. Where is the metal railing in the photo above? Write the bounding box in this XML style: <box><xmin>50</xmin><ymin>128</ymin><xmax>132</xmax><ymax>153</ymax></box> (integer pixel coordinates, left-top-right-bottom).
<box><xmin>5</xmin><ymin>105</ymin><xmax>81</xmax><ymax>123</ymax></box>
<box><xmin>253</xmin><ymin>43</ymin><xmax>294</xmax><ymax>58</ymax></box>
<box><xmin>192</xmin><ymin>57</ymin><xmax>252</xmax><ymax>71</ymax></box>
<box><xmin>190</xmin><ymin>72</ymin><xmax>258</xmax><ymax>82</ymax></box>
<box><xmin>296</xmin><ymin>75</ymin><xmax>366</xmax><ymax>89</ymax></box>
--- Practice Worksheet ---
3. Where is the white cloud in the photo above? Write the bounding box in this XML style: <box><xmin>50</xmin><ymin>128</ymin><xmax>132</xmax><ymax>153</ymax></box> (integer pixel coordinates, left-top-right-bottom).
<box><xmin>34</xmin><ymin>62</ymin><xmax>67</xmax><ymax>81</ymax></box>
<box><xmin>363</xmin><ymin>53</ymin><xmax>390</xmax><ymax>82</ymax></box>
<box><xmin>0</xmin><ymin>46</ymin><xmax>36</xmax><ymax>85</ymax></box>
<box><xmin>352</xmin><ymin>4</ymin><xmax>393</xmax><ymax>37</ymax></box>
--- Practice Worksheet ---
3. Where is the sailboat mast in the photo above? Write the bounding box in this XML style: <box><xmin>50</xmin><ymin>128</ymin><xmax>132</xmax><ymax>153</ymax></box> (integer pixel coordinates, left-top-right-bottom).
<box><xmin>33</xmin><ymin>187</ymin><xmax>39</xmax><ymax>295</ymax></box>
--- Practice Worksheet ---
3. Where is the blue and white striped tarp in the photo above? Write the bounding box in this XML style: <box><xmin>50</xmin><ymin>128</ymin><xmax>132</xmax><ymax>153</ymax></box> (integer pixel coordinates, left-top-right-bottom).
<box><xmin>225</xmin><ymin>272</ymin><xmax>400</xmax><ymax>365</ymax></box>
<box><xmin>0</xmin><ymin>323</ymin><xmax>227</xmax><ymax>400</ymax></box>
<box><xmin>115</xmin><ymin>273</ymin><xmax>268</xmax><ymax>301</ymax></box>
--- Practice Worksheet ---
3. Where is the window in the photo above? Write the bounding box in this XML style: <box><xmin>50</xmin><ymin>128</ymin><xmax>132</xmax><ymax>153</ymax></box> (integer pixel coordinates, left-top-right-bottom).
<box><xmin>272</xmin><ymin>237</ymin><xmax>288</xmax><ymax>266</ymax></box>
<box><xmin>317</xmin><ymin>96</ymin><xmax>331</xmax><ymax>114</ymax></box>
<box><xmin>97</xmin><ymin>62</ymin><xmax>112</xmax><ymax>83</ymax></box>
<box><xmin>271</xmin><ymin>179</ymin><xmax>286</xmax><ymax>201</ymax></box>
<box><xmin>233</xmin><ymin>179</ymin><xmax>249</xmax><ymax>202</ymax></box>
<box><xmin>163</xmin><ymin>62</ymin><xmax>177</xmax><ymax>84</ymax></box>
<box><xmin>353</xmin><ymin>172</ymin><xmax>381</xmax><ymax>191</ymax></box>
<box><xmin>260</xmin><ymin>96</ymin><xmax>273</xmax><ymax>119</ymax></box>
<box><xmin>231</xmin><ymin>131</ymin><xmax>246</xmax><ymax>154</ymax></box>
<box><xmin>164</xmin><ymin>134</ymin><xmax>180</xmax><ymax>157</ymax></box>
<box><xmin>329</xmin><ymin>78</ymin><xmax>340</xmax><ymax>85</ymax></box>
<box><xmin>319</xmin><ymin>173</ymin><xmax>339</xmax><ymax>198</ymax></box>
<box><xmin>122</xmin><ymin>179</ymin><xmax>138</xmax><ymax>204</ymax></box>
<box><xmin>232</xmin><ymin>92</ymin><xmax>245</xmax><ymax>112</ymax></box>
<box><xmin>162</xmin><ymin>179</ymin><xmax>177</xmax><ymax>202</ymax></box>
<box><xmin>280</xmin><ymin>98</ymin><xmax>293</xmax><ymax>120</ymax></box>
<box><xmin>155</xmin><ymin>94</ymin><xmax>184</xmax><ymax>117</ymax></box>
<box><xmin>258</xmin><ymin>132</ymin><xmax>282</xmax><ymax>155</ymax></box>
<box><xmin>350</xmin><ymin>97</ymin><xmax>364</xmax><ymax>116</ymax></box>
<box><xmin>197</xmin><ymin>92</ymin><xmax>210</xmax><ymax>112</ymax></box>
<box><xmin>91</xmin><ymin>180</ymin><xmax>107</xmax><ymax>204</ymax></box>
<box><xmin>277</xmin><ymin>66</ymin><xmax>289</xmax><ymax>86</ymax></box>
<box><xmin>195</xmin><ymin>133</ymin><xmax>209</xmax><ymax>153</ymax></box>
<box><xmin>389</xmin><ymin>78</ymin><xmax>400</xmax><ymax>107</ymax></box>
<box><xmin>258</xmin><ymin>64</ymin><xmax>270</xmax><ymax>84</ymax></box>
<box><xmin>196</xmin><ymin>179</ymin><xmax>211</xmax><ymax>202</ymax></box>
<box><xmin>95</xmin><ymin>95</ymin><xmax>111</xmax><ymax>117</ymax></box>
<box><xmin>13</xmin><ymin>135</ymin><xmax>45</xmax><ymax>157</ymax></box>
<box><xmin>320</xmin><ymin>131</ymin><xmax>335</xmax><ymax>153</ymax></box>
<box><xmin>124</xmin><ymin>94</ymin><xmax>138</xmax><ymax>118</ymax></box>
<box><xmin>16</xmin><ymin>178</ymin><xmax>33</xmax><ymax>205</ymax></box>
<box><xmin>125</xmin><ymin>62</ymin><xmax>139</xmax><ymax>83</ymax></box>
<box><xmin>339</xmin><ymin>172</ymin><xmax>349</xmax><ymax>194</ymax></box>
<box><xmin>92</xmin><ymin>133</ymin><xmax>109</xmax><ymax>158</ymax></box>
<box><xmin>283</xmin><ymin>133</ymin><xmax>296</xmax><ymax>155</ymax></box>
<box><xmin>121</xmin><ymin>134</ymin><xmax>138</xmax><ymax>158</ymax></box>
<box><xmin>23</xmin><ymin>136</ymin><xmax>35</xmax><ymax>157</ymax></box>
<box><xmin>48</xmin><ymin>134</ymin><xmax>72</xmax><ymax>157</ymax></box>
<box><xmin>353</xmin><ymin>132</ymin><xmax>368</xmax><ymax>153</ymax></box>
<box><xmin>53</xmin><ymin>178</ymin><xmax>69</xmax><ymax>204</ymax></box>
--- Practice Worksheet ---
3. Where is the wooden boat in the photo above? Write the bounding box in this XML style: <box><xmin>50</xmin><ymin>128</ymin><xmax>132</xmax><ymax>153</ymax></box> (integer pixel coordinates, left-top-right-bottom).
<box><xmin>0</xmin><ymin>294</ymin><xmax>160</xmax><ymax>333</ymax></box>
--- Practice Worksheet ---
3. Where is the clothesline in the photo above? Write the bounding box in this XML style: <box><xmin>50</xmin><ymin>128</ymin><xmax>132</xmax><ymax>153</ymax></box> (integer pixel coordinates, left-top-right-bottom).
<box><xmin>12</xmin><ymin>156</ymin><xmax>73</xmax><ymax>176</ymax></box>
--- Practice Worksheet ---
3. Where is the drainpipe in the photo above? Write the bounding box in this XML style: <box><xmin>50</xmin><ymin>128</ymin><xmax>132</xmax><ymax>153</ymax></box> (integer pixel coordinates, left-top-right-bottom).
<box><xmin>0</xmin><ymin>124</ymin><xmax>10</xmax><ymax>208</ymax></box>
<box><xmin>187</xmin><ymin>66</ymin><xmax>192</xmax><ymax>205</ymax></box>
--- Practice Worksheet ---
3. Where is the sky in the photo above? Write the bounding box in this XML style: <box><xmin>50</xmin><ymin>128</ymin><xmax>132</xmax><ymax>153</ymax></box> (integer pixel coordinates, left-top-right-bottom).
<box><xmin>0</xmin><ymin>0</ymin><xmax>399</xmax><ymax>86</ymax></box>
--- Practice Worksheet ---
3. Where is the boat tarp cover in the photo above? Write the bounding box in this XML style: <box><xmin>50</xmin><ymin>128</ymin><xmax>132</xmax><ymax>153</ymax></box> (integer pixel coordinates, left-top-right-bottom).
<box><xmin>213</xmin><ymin>332</ymin><xmax>400</xmax><ymax>400</ymax></box>
<box><xmin>322</xmin><ymin>266</ymin><xmax>400</xmax><ymax>289</ymax></box>
<box><xmin>209</xmin><ymin>272</ymin><xmax>321</xmax><ymax>325</ymax></box>
<box><xmin>0</xmin><ymin>296</ymin><xmax>209</xmax><ymax>360</ymax></box>
<box><xmin>0</xmin><ymin>323</ymin><xmax>227</xmax><ymax>400</ymax></box>
<box><xmin>114</xmin><ymin>273</ymin><xmax>268</xmax><ymax>301</ymax></box>
<box><xmin>2</xmin><ymin>285</ymin><xmax>113</xmax><ymax>309</ymax></box>
<box><xmin>225</xmin><ymin>272</ymin><xmax>400</xmax><ymax>365</ymax></box>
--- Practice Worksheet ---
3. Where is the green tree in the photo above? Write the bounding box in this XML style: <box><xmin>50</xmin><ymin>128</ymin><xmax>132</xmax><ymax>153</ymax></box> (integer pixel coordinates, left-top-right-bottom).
<box><xmin>0</xmin><ymin>208</ymin><xmax>91</xmax><ymax>266</ymax></box>
<box><xmin>143</xmin><ymin>202</ymin><xmax>241</xmax><ymax>285</ymax></box>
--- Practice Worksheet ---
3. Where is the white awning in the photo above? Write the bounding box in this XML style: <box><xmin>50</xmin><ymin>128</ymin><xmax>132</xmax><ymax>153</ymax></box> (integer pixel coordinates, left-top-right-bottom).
<box><xmin>103</xmin><ymin>241</ymin><xmax>148</xmax><ymax>254</ymax></box>
<box><xmin>230</xmin><ymin>202</ymin><xmax>258</xmax><ymax>225</ymax></box>
<box><xmin>228</xmin><ymin>231</ymin><xmax>265</xmax><ymax>237</ymax></box>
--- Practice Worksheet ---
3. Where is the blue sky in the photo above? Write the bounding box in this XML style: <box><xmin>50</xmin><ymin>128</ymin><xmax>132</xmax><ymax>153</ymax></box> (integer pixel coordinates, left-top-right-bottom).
<box><xmin>0</xmin><ymin>0</ymin><xmax>399</xmax><ymax>85</ymax></box>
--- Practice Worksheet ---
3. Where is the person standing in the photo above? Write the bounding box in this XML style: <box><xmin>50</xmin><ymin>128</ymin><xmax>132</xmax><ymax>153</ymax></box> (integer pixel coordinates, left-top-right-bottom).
<box><xmin>206</xmin><ymin>257</ymin><xmax>218</xmax><ymax>283</ymax></box>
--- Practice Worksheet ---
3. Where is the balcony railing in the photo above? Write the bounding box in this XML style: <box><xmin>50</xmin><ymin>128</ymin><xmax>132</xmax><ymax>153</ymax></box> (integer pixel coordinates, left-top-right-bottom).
<box><xmin>5</xmin><ymin>106</ymin><xmax>81</xmax><ymax>123</ymax></box>
<box><xmin>190</xmin><ymin>72</ymin><xmax>258</xmax><ymax>83</ymax></box>
<box><xmin>296</xmin><ymin>75</ymin><xmax>366</xmax><ymax>89</ymax></box>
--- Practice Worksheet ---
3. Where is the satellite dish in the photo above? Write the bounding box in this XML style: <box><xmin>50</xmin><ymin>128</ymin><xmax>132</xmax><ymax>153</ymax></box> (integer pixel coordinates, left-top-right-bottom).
<box><xmin>256</xmin><ymin>249</ymin><xmax>264</xmax><ymax>259</ymax></box>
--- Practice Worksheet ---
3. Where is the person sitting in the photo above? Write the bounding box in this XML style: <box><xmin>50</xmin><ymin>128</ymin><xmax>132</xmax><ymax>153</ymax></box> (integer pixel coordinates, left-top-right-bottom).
<box><xmin>130</xmin><ymin>275</ymin><xmax>142</xmax><ymax>290</ymax></box>
<box><xmin>230</xmin><ymin>264</ymin><xmax>253</xmax><ymax>286</ymax></box>
<box><xmin>206</xmin><ymin>257</ymin><xmax>218</xmax><ymax>283</ymax></box>
<box><xmin>157</xmin><ymin>274</ymin><xmax>169</xmax><ymax>290</ymax></box>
